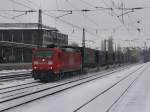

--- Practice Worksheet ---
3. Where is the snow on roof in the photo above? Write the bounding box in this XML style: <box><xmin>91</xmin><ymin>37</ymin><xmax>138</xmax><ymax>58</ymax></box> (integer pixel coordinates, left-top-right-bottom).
<box><xmin>0</xmin><ymin>23</ymin><xmax>58</xmax><ymax>31</ymax></box>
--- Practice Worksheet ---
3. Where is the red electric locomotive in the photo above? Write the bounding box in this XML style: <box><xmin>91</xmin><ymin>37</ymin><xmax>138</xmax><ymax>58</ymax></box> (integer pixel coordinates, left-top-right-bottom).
<box><xmin>32</xmin><ymin>46</ymin><xmax>82</xmax><ymax>82</ymax></box>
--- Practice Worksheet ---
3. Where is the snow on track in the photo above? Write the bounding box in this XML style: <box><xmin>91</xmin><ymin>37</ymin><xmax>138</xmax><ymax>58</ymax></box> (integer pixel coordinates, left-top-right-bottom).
<box><xmin>0</xmin><ymin>64</ymin><xmax>131</xmax><ymax>111</ymax></box>
<box><xmin>3</xmin><ymin>63</ymin><xmax>147</xmax><ymax>112</ymax></box>
<box><xmin>109</xmin><ymin>62</ymin><xmax>150</xmax><ymax>112</ymax></box>
<box><xmin>76</xmin><ymin>64</ymin><xmax>148</xmax><ymax>112</ymax></box>
<box><xmin>0</xmin><ymin>69</ymin><xmax>32</xmax><ymax>82</ymax></box>
<box><xmin>0</xmin><ymin>69</ymin><xmax>31</xmax><ymax>76</ymax></box>
<box><xmin>0</xmin><ymin>78</ymin><xmax>36</xmax><ymax>89</ymax></box>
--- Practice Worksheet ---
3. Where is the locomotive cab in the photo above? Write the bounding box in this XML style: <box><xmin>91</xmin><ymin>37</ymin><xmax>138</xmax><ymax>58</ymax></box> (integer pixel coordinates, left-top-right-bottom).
<box><xmin>32</xmin><ymin>47</ymin><xmax>82</xmax><ymax>82</ymax></box>
<box><xmin>32</xmin><ymin>48</ymin><xmax>61</xmax><ymax>81</ymax></box>
<box><xmin>33</xmin><ymin>49</ymin><xmax>54</xmax><ymax>70</ymax></box>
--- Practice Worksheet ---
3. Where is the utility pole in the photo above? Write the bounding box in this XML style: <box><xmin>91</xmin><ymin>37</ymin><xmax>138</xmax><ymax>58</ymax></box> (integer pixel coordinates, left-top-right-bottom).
<box><xmin>82</xmin><ymin>28</ymin><xmax>85</xmax><ymax>48</ymax></box>
<box><xmin>144</xmin><ymin>41</ymin><xmax>147</xmax><ymax>51</ymax></box>
<box><xmin>104</xmin><ymin>39</ymin><xmax>107</xmax><ymax>51</ymax></box>
<box><xmin>121</xmin><ymin>2</ymin><xmax>124</xmax><ymax>24</ymax></box>
<box><xmin>38</xmin><ymin>9</ymin><xmax>43</xmax><ymax>47</ymax></box>
<box><xmin>38</xmin><ymin>9</ymin><xmax>42</xmax><ymax>29</ymax></box>
<box><xmin>82</xmin><ymin>28</ymin><xmax>85</xmax><ymax>72</ymax></box>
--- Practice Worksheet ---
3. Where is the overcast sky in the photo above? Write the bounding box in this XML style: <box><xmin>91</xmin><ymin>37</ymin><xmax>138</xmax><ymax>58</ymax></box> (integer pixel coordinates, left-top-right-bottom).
<box><xmin>1</xmin><ymin>0</ymin><xmax>150</xmax><ymax>49</ymax></box>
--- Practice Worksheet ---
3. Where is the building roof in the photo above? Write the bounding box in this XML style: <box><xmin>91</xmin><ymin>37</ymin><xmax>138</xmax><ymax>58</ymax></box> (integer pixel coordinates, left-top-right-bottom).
<box><xmin>0</xmin><ymin>23</ymin><xmax>58</xmax><ymax>31</ymax></box>
<box><xmin>0</xmin><ymin>41</ymin><xmax>40</xmax><ymax>48</ymax></box>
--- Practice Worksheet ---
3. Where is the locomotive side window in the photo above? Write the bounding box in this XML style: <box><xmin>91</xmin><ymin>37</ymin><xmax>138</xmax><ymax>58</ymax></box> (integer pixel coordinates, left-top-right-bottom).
<box><xmin>35</xmin><ymin>51</ymin><xmax>53</xmax><ymax>58</ymax></box>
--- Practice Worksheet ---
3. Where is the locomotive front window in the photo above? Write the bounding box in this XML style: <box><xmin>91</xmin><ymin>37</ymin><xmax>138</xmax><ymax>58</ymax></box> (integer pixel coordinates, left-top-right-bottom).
<box><xmin>35</xmin><ymin>51</ymin><xmax>53</xmax><ymax>58</ymax></box>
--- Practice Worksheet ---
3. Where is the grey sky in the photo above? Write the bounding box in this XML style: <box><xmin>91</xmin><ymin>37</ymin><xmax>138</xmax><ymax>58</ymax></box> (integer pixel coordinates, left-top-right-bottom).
<box><xmin>0</xmin><ymin>0</ymin><xmax>150</xmax><ymax>49</ymax></box>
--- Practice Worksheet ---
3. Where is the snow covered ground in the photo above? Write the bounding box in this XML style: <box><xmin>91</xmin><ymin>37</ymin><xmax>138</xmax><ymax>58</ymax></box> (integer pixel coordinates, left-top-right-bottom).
<box><xmin>0</xmin><ymin>78</ymin><xmax>35</xmax><ymax>89</ymax></box>
<box><xmin>0</xmin><ymin>69</ymin><xmax>31</xmax><ymax>75</ymax></box>
<box><xmin>0</xmin><ymin>69</ymin><xmax>32</xmax><ymax>88</ymax></box>
<box><xmin>0</xmin><ymin>64</ymin><xmax>128</xmax><ymax>90</ymax></box>
<box><xmin>109</xmin><ymin>63</ymin><xmax>150</xmax><ymax>112</ymax></box>
<box><xmin>2</xmin><ymin>63</ymin><xmax>149</xmax><ymax>112</ymax></box>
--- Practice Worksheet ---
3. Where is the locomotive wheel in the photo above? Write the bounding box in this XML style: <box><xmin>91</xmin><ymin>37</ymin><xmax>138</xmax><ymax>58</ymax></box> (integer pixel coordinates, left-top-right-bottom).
<box><xmin>60</xmin><ymin>72</ymin><xmax>65</xmax><ymax>79</ymax></box>
<box><xmin>54</xmin><ymin>73</ymin><xmax>61</xmax><ymax>81</ymax></box>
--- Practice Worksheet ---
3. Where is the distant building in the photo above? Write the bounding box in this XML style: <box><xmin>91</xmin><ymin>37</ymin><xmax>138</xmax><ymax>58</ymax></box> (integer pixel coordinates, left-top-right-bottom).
<box><xmin>0</xmin><ymin>23</ymin><xmax>68</xmax><ymax>63</ymax></box>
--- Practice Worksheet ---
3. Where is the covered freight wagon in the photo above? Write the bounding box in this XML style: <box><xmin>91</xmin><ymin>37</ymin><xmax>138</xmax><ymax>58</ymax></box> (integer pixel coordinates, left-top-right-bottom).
<box><xmin>82</xmin><ymin>48</ymin><xmax>97</xmax><ymax>68</ymax></box>
<box><xmin>96</xmin><ymin>50</ymin><xmax>106</xmax><ymax>66</ymax></box>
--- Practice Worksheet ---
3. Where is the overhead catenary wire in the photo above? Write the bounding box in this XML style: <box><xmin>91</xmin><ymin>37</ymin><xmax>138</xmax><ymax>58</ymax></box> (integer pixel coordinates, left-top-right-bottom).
<box><xmin>78</xmin><ymin>0</ymin><xmax>119</xmax><ymax>39</ymax></box>
<box><xmin>101</xmin><ymin>0</ymin><xmax>134</xmax><ymax>36</ymax></box>
<box><xmin>43</xmin><ymin>12</ymin><xmax>103</xmax><ymax>38</ymax></box>
<box><xmin>0</xmin><ymin>4</ymin><xmax>103</xmax><ymax>37</ymax></box>
<box><xmin>0</xmin><ymin>14</ymin><xmax>21</xmax><ymax>22</ymax></box>
<box><xmin>65</xmin><ymin>0</ymin><xmax>105</xmax><ymax>38</ymax></box>
<box><xmin>41</xmin><ymin>0</ymin><xmax>104</xmax><ymax>39</ymax></box>
<box><xmin>65</xmin><ymin>0</ymin><xmax>107</xmax><ymax>37</ymax></box>
<box><xmin>24</xmin><ymin>0</ymin><xmax>40</xmax><ymax>9</ymax></box>
<box><xmin>65</xmin><ymin>0</ymin><xmax>99</xmax><ymax>39</ymax></box>
<box><xmin>49</xmin><ymin>0</ymin><xmax>147</xmax><ymax>42</ymax></box>
<box><xmin>2</xmin><ymin>0</ymin><xmax>150</xmax><ymax>47</ymax></box>
<box><xmin>8</xmin><ymin>0</ymin><xmax>34</xmax><ymax>10</ymax></box>
<box><xmin>0</xmin><ymin>0</ymin><xmax>38</xmax><ymax>23</ymax></box>
<box><xmin>78</xmin><ymin>0</ymin><xmax>113</xmax><ymax>30</ymax></box>
<box><xmin>78</xmin><ymin>0</ymin><xmax>120</xmax><ymax>39</ymax></box>
<box><xmin>99</xmin><ymin>0</ymin><xmax>146</xmax><ymax>47</ymax></box>
<box><xmin>79</xmin><ymin>0</ymin><xmax>96</xmax><ymax>9</ymax></box>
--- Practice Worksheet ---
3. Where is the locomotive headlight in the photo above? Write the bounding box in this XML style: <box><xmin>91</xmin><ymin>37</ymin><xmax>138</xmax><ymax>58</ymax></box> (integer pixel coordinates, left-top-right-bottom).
<box><xmin>49</xmin><ymin>66</ymin><xmax>53</xmax><ymax>70</ymax></box>
<box><xmin>34</xmin><ymin>66</ymin><xmax>37</xmax><ymax>69</ymax></box>
<box><xmin>48</xmin><ymin>61</ymin><xmax>53</xmax><ymax>65</ymax></box>
<box><xmin>34</xmin><ymin>61</ymin><xmax>38</xmax><ymax>65</ymax></box>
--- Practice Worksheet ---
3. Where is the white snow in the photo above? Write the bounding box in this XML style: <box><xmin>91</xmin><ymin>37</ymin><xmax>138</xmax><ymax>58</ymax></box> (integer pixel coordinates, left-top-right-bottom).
<box><xmin>0</xmin><ymin>69</ymin><xmax>31</xmax><ymax>76</ymax></box>
<box><xmin>77</xmin><ymin>64</ymin><xmax>148</xmax><ymax>112</ymax></box>
<box><xmin>0</xmin><ymin>78</ymin><xmax>35</xmax><ymax>89</ymax></box>
<box><xmin>0</xmin><ymin>64</ymin><xmax>129</xmax><ymax>91</ymax></box>
<box><xmin>3</xmin><ymin>63</ymin><xmax>147</xmax><ymax>112</ymax></box>
<box><xmin>109</xmin><ymin>63</ymin><xmax>150</xmax><ymax>112</ymax></box>
<box><xmin>0</xmin><ymin>69</ymin><xmax>32</xmax><ymax>88</ymax></box>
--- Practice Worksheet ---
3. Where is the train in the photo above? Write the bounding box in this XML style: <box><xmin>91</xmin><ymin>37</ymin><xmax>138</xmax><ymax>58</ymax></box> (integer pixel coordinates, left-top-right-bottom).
<box><xmin>32</xmin><ymin>45</ymin><xmax>132</xmax><ymax>82</ymax></box>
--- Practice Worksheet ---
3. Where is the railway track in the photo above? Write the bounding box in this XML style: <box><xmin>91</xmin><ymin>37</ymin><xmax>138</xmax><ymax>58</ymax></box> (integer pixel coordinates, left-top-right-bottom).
<box><xmin>73</xmin><ymin>64</ymin><xmax>148</xmax><ymax>112</ymax></box>
<box><xmin>0</xmin><ymin>64</ymin><xmax>130</xmax><ymax>91</ymax></box>
<box><xmin>0</xmin><ymin>64</ymin><xmax>140</xmax><ymax>111</ymax></box>
<box><xmin>0</xmin><ymin>64</ymin><xmax>125</xmax><ymax>82</ymax></box>
<box><xmin>0</xmin><ymin>73</ymin><xmax>32</xmax><ymax>82</ymax></box>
